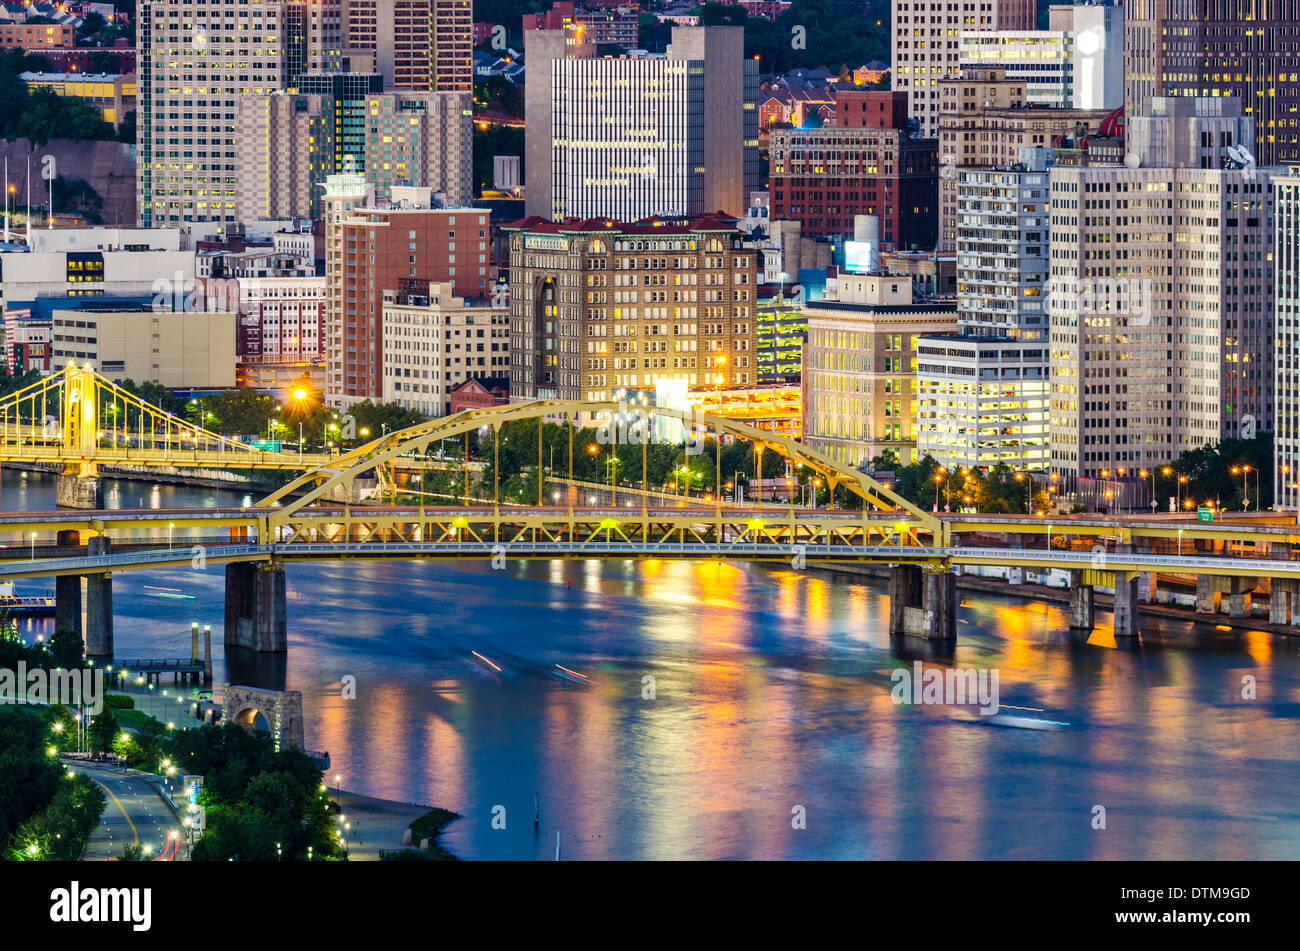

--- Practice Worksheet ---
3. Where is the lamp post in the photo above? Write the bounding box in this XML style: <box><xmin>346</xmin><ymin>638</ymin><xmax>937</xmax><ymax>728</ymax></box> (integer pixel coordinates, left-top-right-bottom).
<box><xmin>291</xmin><ymin>388</ymin><xmax>307</xmax><ymax>461</ymax></box>
<box><xmin>1014</xmin><ymin>472</ymin><xmax>1030</xmax><ymax>514</ymax></box>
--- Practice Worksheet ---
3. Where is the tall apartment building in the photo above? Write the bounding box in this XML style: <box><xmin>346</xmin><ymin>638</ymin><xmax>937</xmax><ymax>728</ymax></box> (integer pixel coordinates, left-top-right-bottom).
<box><xmin>959</xmin><ymin>2</ymin><xmax>1124</xmax><ymax>109</ymax></box>
<box><xmin>892</xmin><ymin>0</ymin><xmax>1036</xmax><ymax>138</ymax></box>
<box><xmin>342</xmin><ymin>0</ymin><xmax>473</xmax><ymax>91</ymax></box>
<box><xmin>769</xmin><ymin>91</ymin><xmax>938</xmax><ymax>247</ymax></box>
<box><xmin>803</xmin><ymin>272</ymin><xmax>958</xmax><ymax>468</ymax></box>
<box><xmin>236</xmin><ymin>81</ymin><xmax>472</xmax><ymax>221</ymax></box>
<box><xmin>138</xmin><ymin>0</ymin><xmax>313</xmax><ymax>228</ymax></box>
<box><xmin>1048</xmin><ymin>96</ymin><xmax>1278</xmax><ymax>484</ymax></box>
<box><xmin>525</xmin><ymin>26</ymin><xmax>759</xmax><ymax>221</ymax></box>
<box><xmin>1274</xmin><ymin>167</ymin><xmax>1300</xmax><ymax>509</ymax></box>
<box><xmin>323</xmin><ymin>163</ymin><xmax>374</xmax><ymax>405</ymax></box>
<box><xmin>504</xmin><ymin>215</ymin><xmax>759</xmax><ymax>402</ymax></box>
<box><xmin>916</xmin><ymin>147</ymin><xmax>1053</xmax><ymax>469</ymax></box>
<box><xmin>382</xmin><ymin>280</ymin><xmax>509</xmax><ymax>417</ymax></box>
<box><xmin>327</xmin><ymin>185</ymin><xmax>488</xmax><ymax>405</ymax></box>
<box><xmin>937</xmin><ymin>66</ymin><xmax>1114</xmax><ymax>251</ymax></box>
<box><xmin>1124</xmin><ymin>0</ymin><xmax>1299</xmax><ymax>165</ymax></box>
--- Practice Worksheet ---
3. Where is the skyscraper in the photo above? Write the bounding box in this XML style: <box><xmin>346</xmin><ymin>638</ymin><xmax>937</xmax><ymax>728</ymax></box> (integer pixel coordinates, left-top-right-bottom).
<box><xmin>236</xmin><ymin>79</ymin><xmax>472</xmax><ymax>220</ymax></box>
<box><xmin>341</xmin><ymin>0</ymin><xmax>473</xmax><ymax>91</ymax></box>
<box><xmin>138</xmin><ymin>0</ymin><xmax>314</xmax><ymax>228</ymax></box>
<box><xmin>524</xmin><ymin>26</ymin><xmax>759</xmax><ymax>221</ymax></box>
<box><xmin>892</xmin><ymin>0</ymin><xmax>1036</xmax><ymax>138</ymax></box>
<box><xmin>1124</xmin><ymin>0</ymin><xmax>1300</xmax><ymax>165</ymax></box>
<box><xmin>1273</xmin><ymin>167</ymin><xmax>1300</xmax><ymax>509</ymax></box>
<box><xmin>1048</xmin><ymin>96</ymin><xmax>1277</xmax><ymax>484</ymax></box>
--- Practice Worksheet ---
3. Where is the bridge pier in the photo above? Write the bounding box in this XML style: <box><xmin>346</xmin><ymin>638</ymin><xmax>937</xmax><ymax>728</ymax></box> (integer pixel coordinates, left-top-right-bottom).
<box><xmin>1068</xmin><ymin>571</ymin><xmax>1094</xmax><ymax>632</ymax></box>
<box><xmin>1112</xmin><ymin>572</ymin><xmax>1141</xmax><ymax>639</ymax></box>
<box><xmin>1228</xmin><ymin>577</ymin><xmax>1254</xmax><ymax>618</ymax></box>
<box><xmin>55</xmin><ymin>473</ymin><xmax>104</xmax><ymax>510</ymax></box>
<box><xmin>224</xmin><ymin>562</ymin><xmax>287</xmax><ymax>652</ymax></box>
<box><xmin>1269</xmin><ymin>579</ymin><xmax>1296</xmax><ymax>625</ymax></box>
<box><xmin>887</xmin><ymin>564</ymin><xmax>922</xmax><ymax>635</ymax></box>
<box><xmin>84</xmin><ymin>536</ymin><xmax>113</xmax><ymax>658</ymax></box>
<box><xmin>1195</xmin><ymin>575</ymin><xmax>1222</xmax><ymax>614</ymax></box>
<box><xmin>54</xmin><ymin>530</ymin><xmax>83</xmax><ymax>635</ymax></box>
<box><xmin>887</xmin><ymin>565</ymin><xmax>956</xmax><ymax>640</ymax></box>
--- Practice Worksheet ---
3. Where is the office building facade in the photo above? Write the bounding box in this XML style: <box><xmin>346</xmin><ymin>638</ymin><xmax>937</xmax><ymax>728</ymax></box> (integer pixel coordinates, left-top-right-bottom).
<box><xmin>525</xmin><ymin>27</ymin><xmax>759</xmax><ymax>221</ymax></box>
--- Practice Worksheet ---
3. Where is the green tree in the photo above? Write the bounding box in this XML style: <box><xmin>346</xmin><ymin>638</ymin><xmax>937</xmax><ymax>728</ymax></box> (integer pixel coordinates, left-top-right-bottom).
<box><xmin>48</xmin><ymin>627</ymin><xmax>84</xmax><ymax>670</ymax></box>
<box><xmin>191</xmin><ymin>803</ymin><xmax>281</xmax><ymax>861</ymax></box>
<box><xmin>87</xmin><ymin>708</ymin><xmax>119</xmax><ymax>755</ymax></box>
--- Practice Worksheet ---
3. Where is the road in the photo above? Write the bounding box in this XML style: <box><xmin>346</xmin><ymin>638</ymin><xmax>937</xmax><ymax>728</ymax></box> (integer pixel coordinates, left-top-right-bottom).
<box><xmin>68</xmin><ymin>760</ymin><xmax>183</xmax><ymax>861</ymax></box>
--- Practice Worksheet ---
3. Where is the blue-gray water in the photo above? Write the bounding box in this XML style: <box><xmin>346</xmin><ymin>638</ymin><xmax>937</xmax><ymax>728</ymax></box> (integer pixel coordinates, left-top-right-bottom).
<box><xmin>5</xmin><ymin>469</ymin><xmax>1299</xmax><ymax>859</ymax></box>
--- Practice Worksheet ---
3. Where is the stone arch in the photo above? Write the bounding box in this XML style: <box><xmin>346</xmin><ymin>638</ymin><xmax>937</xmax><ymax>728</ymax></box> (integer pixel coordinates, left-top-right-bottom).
<box><xmin>221</xmin><ymin>685</ymin><xmax>305</xmax><ymax>753</ymax></box>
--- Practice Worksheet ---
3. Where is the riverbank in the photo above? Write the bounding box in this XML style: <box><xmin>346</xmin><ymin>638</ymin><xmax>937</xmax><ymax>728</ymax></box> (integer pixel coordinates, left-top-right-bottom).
<box><xmin>332</xmin><ymin>789</ymin><xmax>459</xmax><ymax>861</ymax></box>
<box><xmin>814</xmin><ymin>561</ymin><xmax>1300</xmax><ymax>638</ymax></box>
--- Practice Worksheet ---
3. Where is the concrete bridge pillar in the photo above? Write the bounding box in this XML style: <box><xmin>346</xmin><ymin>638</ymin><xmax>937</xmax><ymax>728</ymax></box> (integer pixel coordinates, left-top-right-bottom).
<box><xmin>1138</xmin><ymin>571</ymin><xmax>1157</xmax><ymax>604</ymax></box>
<box><xmin>1112</xmin><ymin>572</ymin><xmax>1141</xmax><ymax>639</ymax></box>
<box><xmin>1228</xmin><ymin>577</ymin><xmax>1254</xmax><ymax>619</ymax></box>
<box><xmin>1195</xmin><ymin>575</ymin><xmax>1222</xmax><ymax>614</ymax></box>
<box><xmin>1068</xmin><ymin>571</ymin><xmax>1094</xmax><ymax>632</ymax></box>
<box><xmin>55</xmin><ymin>473</ymin><xmax>104</xmax><ymax>510</ymax></box>
<box><xmin>1269</xmin><ymin>579</ymin><xmax>1295</xmax><ymax>626</ymax></box>
<box><xmin>54</xmin><ymin>529</ymin><xmax>83</xmax><ymax>636</ymax></box>
<box><xmin>84</xmin><ymin>536</ymin><xmax>113</xmax><ymax>658</ymax></box>
<box><xmin>887</xmin><ymin>564</ymin><xmax>922</xmax><ymax>635</ymax></box>
<box><xmin>224</xmin><ymin>562</ymin><xmax>287</xmax><ymax>652</ymax></box>
<box><xmin>921</xmin><ymin>570</ymin><xmax>957</xmax><ymax>641</ymax></box>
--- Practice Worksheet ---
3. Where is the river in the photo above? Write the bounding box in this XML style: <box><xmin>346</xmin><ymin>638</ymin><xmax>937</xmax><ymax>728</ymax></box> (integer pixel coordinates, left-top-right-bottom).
<box><xmin>5</xmin><ymin>469</ymin><xmax>1299</xmax><ymax>860</ymax></box>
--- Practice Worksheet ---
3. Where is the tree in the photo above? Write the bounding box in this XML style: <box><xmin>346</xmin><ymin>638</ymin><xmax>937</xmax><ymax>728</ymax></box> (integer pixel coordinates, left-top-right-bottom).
<box><xmin>89</xmin><ymin>50</ymin><xmax>120</xmax><ymax>74</ymax></box>
<box><xmin>205</xmin><ymin>388</ymin><xmax>277</xmax><ymax>437</ymax></box>
<box><xmin>87</xmin><ymin>708</ymin><xmax>119</xmax><ymax>755</ymax></box>
<box><xmin>191</xmin><ymin>803</ymin><xmax>281</xmax><ymax>861</ymax></box>
<box><xmin>79</xmin><ymin>12</ymin><xmax>108</xmax><ymax>37</ymax></box>
<box><xmin>48</xmin><ymin>627</ymin><xmax>84</xmax><ymax>670</ymax></box>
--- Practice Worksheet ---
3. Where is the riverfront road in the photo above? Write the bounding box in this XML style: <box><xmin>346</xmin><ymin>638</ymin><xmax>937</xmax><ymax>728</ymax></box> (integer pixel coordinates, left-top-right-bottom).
<box><xmin>67</xmin><ymin>761</ymin><xmax>182</xmax><ymax>861</ymax></box>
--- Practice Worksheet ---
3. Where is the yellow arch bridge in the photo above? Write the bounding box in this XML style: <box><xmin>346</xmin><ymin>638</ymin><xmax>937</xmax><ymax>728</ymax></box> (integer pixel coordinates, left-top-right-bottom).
<box><xmin>0</xmin><ymin>396</ymin><xmax>1296</xmax><ymax>655</ymax></box>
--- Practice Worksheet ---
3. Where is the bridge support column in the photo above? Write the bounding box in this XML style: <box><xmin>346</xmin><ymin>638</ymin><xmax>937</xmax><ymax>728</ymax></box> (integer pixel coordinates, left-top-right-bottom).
<box><xmin>1228</xmin><ymin>577</ymin><xmax>1254</xmax><ymax>619</ymax></box>
<box><xmin>920</xmin><ymin>570</ymin><xmax>957</xmax><ymax>641</ymax></box>
<box><xmin>1196</xmin><ymin>575</ymin><xmax>1222</xmax><ymax>614</ymax></box>
<box><xmin>1270</xmin><ymin>580</ymin><xmax>1296</xmax><ymax>625</ymax></box>
<box><xmin>224</xmin><ymin>562</ymin><xmax>287</xmax><ymax>652</ymax></box>
<box><xmin>1138</xmin><ymin>572</ymin><xmax>1157</xmax><ymax>604</ymax></box>
<box><xmin>1112</xmin><ymin>572</ymin><xmax>1141</xmax><ymax>639</ymax></box>
<box><xmin>54</xmin><ymin>530</ymin><xmax>83</xmax><ymax>635</ymax></box>
<box><xmin>1068</xmin><ymin>571</ymin><xmax>1094</xmax><ymax>632</ymax></box>
<box><xmin>56</xmin><ymin>473</ymin><xmax>104</xmax><ymax>510</ymax></box>
<box><xmin>887</xmin><ymin>564</ymin><xmax>922</xmax><ymax>635</ymax></box>
<box><xmin>84</xmin><ymin>536</ymin><xmax>113</xmax><ymax>658</ymax></box>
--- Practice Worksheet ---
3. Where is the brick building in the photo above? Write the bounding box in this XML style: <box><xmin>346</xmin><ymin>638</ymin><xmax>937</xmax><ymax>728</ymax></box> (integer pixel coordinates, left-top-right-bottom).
<box><xmin>769</xmin><ymin>90</ymin><xmax>938</xmax><ymax>247</ymax></box>
<box><xmin>329</xmin><ymin>188</ymin><xmax>489</xmax><ymax>403</ymax></box>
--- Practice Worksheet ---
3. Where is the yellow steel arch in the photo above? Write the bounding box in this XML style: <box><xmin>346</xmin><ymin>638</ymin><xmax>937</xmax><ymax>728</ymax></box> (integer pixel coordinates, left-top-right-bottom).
<box><xmin>258</xmin><ymin>400</ymin><xmax>938</xmax><ymax>533</ymax></box>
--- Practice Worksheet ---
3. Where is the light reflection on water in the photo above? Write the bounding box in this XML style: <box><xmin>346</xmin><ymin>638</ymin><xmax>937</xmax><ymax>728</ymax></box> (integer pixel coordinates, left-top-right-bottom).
<box><xmin>4</xmin><ymin>470</ymin><xmax>1300</xmax><ymax>859</ymax></box>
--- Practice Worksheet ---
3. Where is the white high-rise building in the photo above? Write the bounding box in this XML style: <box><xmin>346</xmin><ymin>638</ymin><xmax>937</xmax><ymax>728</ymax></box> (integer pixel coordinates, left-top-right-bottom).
<box><xmin>1274</xmin><ymin>167</ymin><xmax>1300</xmax><ymax>510</ymax></box>
<box><xmin>1048</xmin><ymin>97</ymin><xmax>1278</xmax><ymax>487</ymax></box>
<box><xmin>957</xmin><ymin>2</ymin><xmax>1123</xmax><ymax>110</ymax></box>
<box><xmin>138</xmin><ymin>0</ymin><xmax>341</xmax><ymax>229</ymax></box>
<box><xmin>892</xmin><ymin>0</ymin><xmax>1036</xmax><ymax>138</ymax></box>
<box><xmin>917</xmin><ymin>147</ymin><xmax>1052</xmax><ymax>469</ymax></box>
<box><xmin>524</xmin><ymin>26</ymin><xmax>759</xmax><ymax>221</ymax></box>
